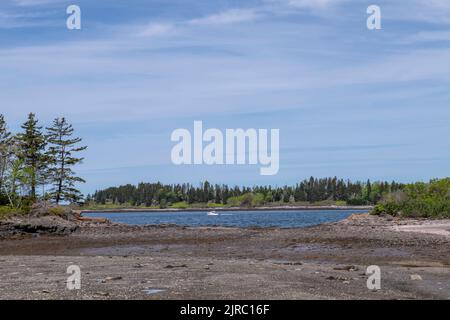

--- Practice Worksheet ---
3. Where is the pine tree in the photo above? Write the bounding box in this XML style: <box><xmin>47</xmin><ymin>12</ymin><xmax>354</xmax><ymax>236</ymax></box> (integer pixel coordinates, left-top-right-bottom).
<box><xmin>45</xmin><ymin>117</ymin><xmax>87</xmax><ymax>204</ymax></box>
<box><xmin>16</xmin><ymin>113</ymin><xmax>47</xmax><ymax>200</ymax></box>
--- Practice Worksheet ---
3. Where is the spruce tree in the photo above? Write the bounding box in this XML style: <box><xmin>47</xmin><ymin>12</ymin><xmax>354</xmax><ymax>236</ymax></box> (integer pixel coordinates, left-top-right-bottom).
<box><xmin>16</xmin><ymin>113</ymin><xmax>47</xmax><ymax>201</ymax></box>
<box><xmin>0</xmin><ymin>115</ymin><xmax>13</xmax><ymax>204</ymax></box>
<box><xmin>45</xmin><ymin>117</ymin><xmax>87</xmax><ymax>204</ymax></box>
<box><xmin>366</xmin><ymin>179</ymin><xmax>372</xmax><ymax>203</ymax></box>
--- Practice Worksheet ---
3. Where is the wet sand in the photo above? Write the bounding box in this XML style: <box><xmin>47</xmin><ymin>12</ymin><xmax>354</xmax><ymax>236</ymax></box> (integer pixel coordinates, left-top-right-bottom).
<box><xmin>0</xmin><ymin>214</ymin><xmax>449</xmax><ymax>300</ymax></box>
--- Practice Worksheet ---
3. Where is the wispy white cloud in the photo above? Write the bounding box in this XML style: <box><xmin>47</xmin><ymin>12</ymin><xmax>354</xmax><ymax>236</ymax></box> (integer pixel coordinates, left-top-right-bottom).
<box><xmin>137</xmin><ymin>23</ymin><xmax>175</xmax><ymax>37</ymax></box>
<box><xmin>285</xmin><ymin>0</ymin><xmax>345</xmax><ymax>9</ymax></box>
<box><xmin>384</xmin><ymin>0</ymin><xmax>450</xmax><ymax>25</ymax></box>
<box><xmin>264</xmin><ymin>0</ymin><xmax>349</xmax><ymax>11</ymax></box>
<box><xmin>11</xmin><ymin>0</ymin><xmax>65</xmax><ymax>6</ymax></box>
<box><xmin>129</xmin><ymin>8</ymin><xmax>260</xmax><ymax>39</ymax></box>
<box><xmin>424</xmin><ymin>0</ymin><xmax>450</xmax><ymax>10</ymax></box>
<box><xmin>0</xmin><ymin>9</ymin><xmax>57</xmax><ymax>28</ymax></box>
<box><xmin>188</xmin><ymin>9</ymin><xmax>259</xmax><ymax>26</ymax></box>
<box><xmin>402</xmin><ymin>30</ymin><xmax>450</xmax><ymax>43</ymax></box>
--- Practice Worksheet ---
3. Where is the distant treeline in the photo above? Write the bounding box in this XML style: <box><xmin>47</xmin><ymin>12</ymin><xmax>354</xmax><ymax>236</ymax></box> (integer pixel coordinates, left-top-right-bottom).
<box><xmin>88</xmin><ymin>177</ymin><xmax>405</xmax><ymax>208</ymax></box>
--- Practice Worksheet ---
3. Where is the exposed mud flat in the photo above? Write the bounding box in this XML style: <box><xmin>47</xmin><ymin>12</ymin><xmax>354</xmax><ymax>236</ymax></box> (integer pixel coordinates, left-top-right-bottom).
<box><xmin>0</xmin><ymin>214</ymin><xmax>449</xmax><ymax>299</ymax></box>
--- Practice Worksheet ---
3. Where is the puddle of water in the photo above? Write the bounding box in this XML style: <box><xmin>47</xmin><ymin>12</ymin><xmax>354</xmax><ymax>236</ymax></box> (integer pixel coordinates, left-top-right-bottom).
<box><xmin>143</xmin><ymin>288</ymin><xmax>166</xmax><ymax>295</ymax></box>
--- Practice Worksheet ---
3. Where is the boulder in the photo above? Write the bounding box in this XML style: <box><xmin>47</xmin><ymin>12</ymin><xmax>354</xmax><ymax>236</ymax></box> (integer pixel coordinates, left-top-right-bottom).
<box><xmin>30</xmin><ymin>201</ymin><xmax>76</xmax><ymax>220</ymax></box>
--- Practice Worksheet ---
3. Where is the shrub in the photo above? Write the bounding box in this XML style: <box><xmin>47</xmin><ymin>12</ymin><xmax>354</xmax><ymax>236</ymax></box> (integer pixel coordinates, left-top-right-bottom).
<box><xmin>226</xmin><ymin>196</ymin><xmax>241</xmax><ymax>207</ymax></box>
<box><xmin>0</xmin><ymin>206</ymin><xmax>11</xmax><ymax>214</ymax></box>
<box><xmin>207</xmin><ymin>202</ymin><xmax>225</xmax><ymax>208</ymax></box>
<box><xmin>48</xmin><ymin>206</ymin><xmax>66</xmax><ymax>217</ymax></box>
<box><xmin>226</xmin><ymin>193</ymin><xmax>255</xmax><ymax>207</ymax></box>
<box><xmin>251</xmin><ymin>193</ymin><xmax>265</xmax><ymax>206</ymax></box>
<box><xmin>171</xmin><ymin>201</ymin><xmax>188</xmax><ymax>209</ymax></box>
<box><xmin>0</xmin><ymin>206</ymin><xmax>22</xmax><ymax>218</ymax></box>
<box><xmin>159</xmin><ymin>199</ymin><xmax>167</xmax><ymax>209</ymax></box>
<box><xmin>347</xmin><ymin>198</ymin><xmax>367</xmax><ymax>205</ymax></box>
<box><xmin>371</xmin><ymin>178</ymin><xmax>450</xmax><ymax>218</ymax></box>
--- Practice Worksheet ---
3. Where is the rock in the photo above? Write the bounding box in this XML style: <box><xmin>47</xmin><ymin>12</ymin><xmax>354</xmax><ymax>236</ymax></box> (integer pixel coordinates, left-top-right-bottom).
<box><xmin>0</xmin><ymin>216</ymin><xmax>78</xmax><ymax>238</ymax></box>
<box><xmin>333</xmin><ymin>265</ymin><xmax>359</xmax><ymax>272</ymax></box>
<box><xmin>95</xmin><ymin>292</ymin><xmax>110</xmax><ymax>297</ymax></box>
<box><xmin>77</xmin><ymin>216</ymin><xmax>109</xmax><ymax>224</ymax></box>
<box><xmin>410</xmin><ymin>274</ymin><xmax>423</xmax><ymax>281</ymax></box>
<box><xmin>273</xmin><ymin>261</ymin><xmax>303</xmax><ymax>266</ymax></box>
<box><xmin>326</xmin><ymin>276</ymin><xmax>347</xmax><ymax>281</ymax></box>
<box><xmin>283</xmin><ymin>262</ymin><xmax>303</xmax><ymax>266</ymax></box>
<box><xmin>29</xmin><ymin>201</ymin><xmax>76</xmax><ymax>220</ymax></box>
<box><xmin>104</xmin><ymin>276</ymin><xmax>122</xmax><ymax>281</ymax></box>
<box><xmin>164</xmin><ymin>264</ymin><xmax>187</xmax><ymax>269</ymax></box>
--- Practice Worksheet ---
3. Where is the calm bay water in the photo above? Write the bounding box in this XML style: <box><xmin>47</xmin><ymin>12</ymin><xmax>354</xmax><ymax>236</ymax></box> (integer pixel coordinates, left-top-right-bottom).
<box><xmin>83</xmin><ymin>209</ymin><xmax>367</xmax><ymax>228</ymax></box>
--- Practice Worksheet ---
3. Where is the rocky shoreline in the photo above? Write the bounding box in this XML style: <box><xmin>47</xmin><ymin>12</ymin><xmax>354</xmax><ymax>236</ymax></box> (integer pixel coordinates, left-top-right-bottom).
<box><xmin>0</xmin><ymin>216</ymin><xmax>79</xmax><ymax>239</ymax></box>
<box><xmin>0</xmin><ymin>214</ymin><xmax>448</xmax><ymax>299</ymax></box>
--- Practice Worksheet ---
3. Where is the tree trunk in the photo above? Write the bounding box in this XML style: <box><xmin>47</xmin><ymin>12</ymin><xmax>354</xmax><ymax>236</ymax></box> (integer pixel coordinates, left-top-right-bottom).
<box><xmin>56</xmin><ymin>141</ymin><xmax>65</xmax><ymax>205</ymax></box>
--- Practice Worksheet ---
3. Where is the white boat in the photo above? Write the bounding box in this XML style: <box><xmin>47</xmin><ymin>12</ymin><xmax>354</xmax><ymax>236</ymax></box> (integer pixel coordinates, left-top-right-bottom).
<box><xmin>207</xmin><ymin>211</ymin><xmax>219</xmax><ymax>216</ymax></box>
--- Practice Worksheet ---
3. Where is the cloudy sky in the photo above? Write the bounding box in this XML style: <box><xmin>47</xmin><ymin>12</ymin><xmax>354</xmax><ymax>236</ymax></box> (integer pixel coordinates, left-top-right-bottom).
<box><xmin>1</xmin><ymin>0</ymin><xmax>450</xmax><ymax>194</ymax></box>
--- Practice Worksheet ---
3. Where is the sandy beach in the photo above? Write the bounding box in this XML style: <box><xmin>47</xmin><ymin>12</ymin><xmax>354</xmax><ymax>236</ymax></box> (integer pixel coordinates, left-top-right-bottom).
<box><xmin>0</xmin><ymin>214</ymin><xmax>449</xmax><ymax>300</ymax></box>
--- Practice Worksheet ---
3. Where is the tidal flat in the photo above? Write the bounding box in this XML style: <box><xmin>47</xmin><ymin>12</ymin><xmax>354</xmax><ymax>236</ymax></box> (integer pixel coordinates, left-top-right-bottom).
<box><xmin>0</xmin><ymin>214</ymin><xmax>449</xmax><ymax>299</ymax></box>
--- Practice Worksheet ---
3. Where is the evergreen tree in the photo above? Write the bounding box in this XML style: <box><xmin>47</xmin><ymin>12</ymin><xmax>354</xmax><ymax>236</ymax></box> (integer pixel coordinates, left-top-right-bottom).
<box><xmin>16</xmin><ymin>113</ymin><xmax>47</xmax><ymax>200</ymax></box>
<box><xmin>0</xmin><ymin>115</ymin><xmax>12</xmax><ymax>184</ymax></box>
<box><xmin>45</xmin><ymin>117</ymin><xmax>87</xmax><ymax>204</ymax></box>
<box><xmin>0</xmin><ymin>115</ymin><xmax>13</xmax><ymax>204</ymax></box>
<box><xmin>366</xmin><ymin>179</ymin><xmax>372</xmax><ymax>203</ymax></box>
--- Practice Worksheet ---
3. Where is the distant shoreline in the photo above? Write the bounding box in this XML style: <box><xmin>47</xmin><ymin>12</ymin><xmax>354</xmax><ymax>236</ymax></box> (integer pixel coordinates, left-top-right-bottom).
<box><xmin>79</xmin><ymin>205</ymin><xmax>373</xmax><ymax>214</ymax></box>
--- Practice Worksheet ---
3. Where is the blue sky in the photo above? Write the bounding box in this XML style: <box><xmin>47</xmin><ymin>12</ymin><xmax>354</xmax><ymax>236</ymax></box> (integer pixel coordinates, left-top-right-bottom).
<box><xmin>1</xmin><ymin>0</ymin><xmax>450</xmax><ymax>194</ymax></box>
